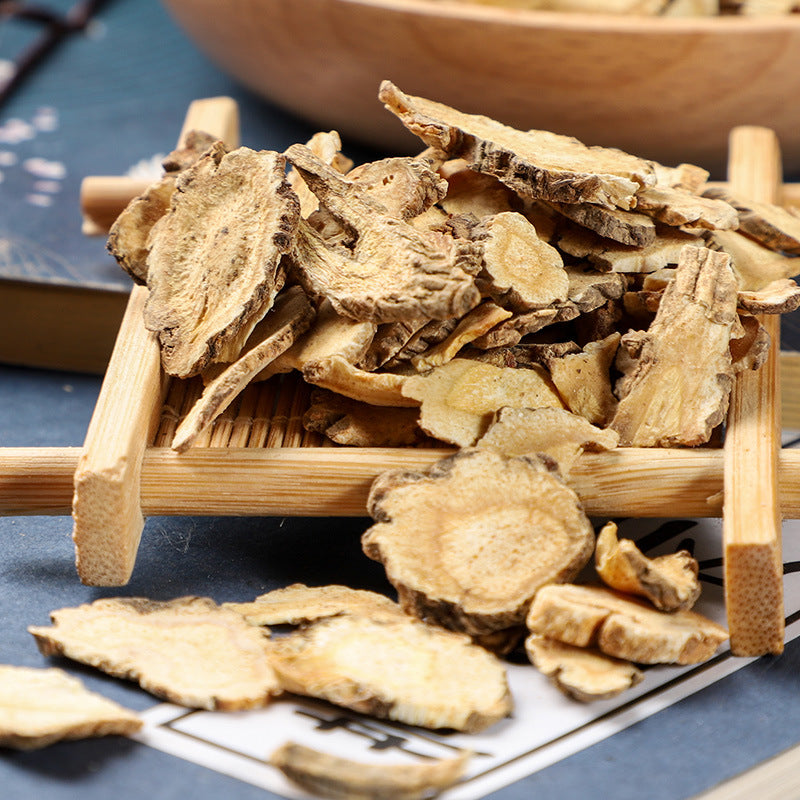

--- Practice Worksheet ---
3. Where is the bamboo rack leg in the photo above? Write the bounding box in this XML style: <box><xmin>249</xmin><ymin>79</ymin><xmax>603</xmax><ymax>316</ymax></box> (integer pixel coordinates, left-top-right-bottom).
<box><xmin>71</xmin><ymin>97</ymin><xmax>240</xmax><ymax>585</ymax></box>
<box><xmin>723</xmin><ymin>126</ymin><xmax>785</xmax><ymax>656</ymax></box>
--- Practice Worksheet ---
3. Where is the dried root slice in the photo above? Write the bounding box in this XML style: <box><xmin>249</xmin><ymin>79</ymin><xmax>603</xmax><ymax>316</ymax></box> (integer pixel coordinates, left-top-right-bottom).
<box><xmin>730</xmin><ymin>311</ymin><xmax>771</xmax><ymax>372</ymax></box>
<box><xmin>610</xmin><ymin>245</ymin><xmax>738</xmax><ymax>446</ymax></box>
<box><xmin>304</xmin><ymin>355</ymin><xmax>415</xmax><ymax>407</ymax></box>
<box><xmin>736</xmin><ymin>278</ymin><xmax>800</xmax><ymax>315</ymax></box>
<box><xmin>379</xmin><ymin>81</ymin><xmax>655</xmax><ymax>210</ymax></box>
<box><xmin>634</xmin><ymin>185</ymin><xmax>739</xmax><ymax>231</ymax></box>
<box><xmin>161</xmin><ymin>129</ymin><xmax>221</xmax><ymax>173</ymax></box>
<box><xmin>441</xmin><ymin>161</ymin><xmax>519</xmax><ymax>218</ymax></box>
<box><xmin>546</xmin><ymin>332</ymin><xmax>621</xmax><ymax>426</ymax></box>
<box><xmin>363</xmin><ymin>448</ymin><xmax>595</xmax><ymax>635</ymax></box>
<box><xmin>703</xmin><ymin>187</ymin><xmax>800</xmax><ymax>255</ymax></box>
<box><xmin>410</xmin><ymin>301</ymin><xmax>512</xmax><ymax>371</ymax></box>
<box><xmin>171</xmin><ymin>286</ymin><xmax>315</xmax><ymax>451</ymax></box>
<box><xmin>28</xmin><ymin>597</ymin><xmax>281</xmax><ymax>711</ymax></box>
<box><xmin>0</xmin><ymin>665</ymin><xmax>142</xmax><ymax>750</ymax></box>
<box><xmin>476</xmin><ymin>406</ymin><xmax>619</xmax><ymax>476</ymax></box>
<box><xmin>558</xmin><ymin>224</ymin><xmax>700</xmax><ymax>273</ymax></box>
<box><xmin>472</xmin><ymin>211</ymin><xmax>568</xmax><ymax>310</ymax></box>
<box><xmin>524</xmin><ymin>635</ymin><xmax>643</xmax><ymax>702</ymax></box>
<box><xmin>260</xmin><ymin>299</ymin><xmax>377</xmax><ymax>381</ymax></box>
<box><xmin>224</xmin><ymin>584</ymin><xmax>406</xmax><ymax>627</ymax></box>
<box><xmin>266</xmin><ymin>614</ymin><xmax>512</xmax><ymax>732</ymax></box>
<box><xmin>357</xmin><ymin>318</ymin><xmax>429</xmax><ymax>371</ymax></box>
<box><xmin>550</xmin><ymin>201</ymin><xmax>657</xmax><ymax>247</ymax></box>
<box><xmin>286</xmin><ymin>143</ymin><xmax>480</xmax><ymax>324</ymax></box>
<box><xmin>706</xmin><ymin>229</ymin><xmax>800</xmax><ymax>291</ymax></box>
<box><xmin>270</xmin><ymin>741</ymin><xmax>471</xmax><ymax>800</ymax></box>
<box><xmin>107</xmin><ymin>174</ymin><xmax>176</xmax><ymax>285</ymax></box>
<box><xmin>303</xmin><ymin>389</ymin><xmax>430</xmax><ymax>447</ymax></box>
<box><xmin>526</xmin><ymin>584</ymin><xmax>728</xmax><ymax>665</ymax></box>
<box><xmin>144</xmin><ymin>145</ymin><xmax>299</xmax><ymax>377</ymax></box>
<box><xmin>401</xmin><ymin>357</ymin><xmax>564</xmax><ymax>447</ymax></box>
<box><xmin>595</xmin><ymin>522</ymin><xmax>701</xmax><ymax>612</ymax></box>
<box><xmin>289</xmin><ymin>131</ymin><xmax>353</xmax><ymax>218</ymax></box>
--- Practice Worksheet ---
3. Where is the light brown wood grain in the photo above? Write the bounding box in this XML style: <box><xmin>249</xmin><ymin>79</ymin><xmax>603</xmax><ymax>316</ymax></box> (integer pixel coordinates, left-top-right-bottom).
<box><xmin>723</xmin><ymin>126</ymin><xmax>785</xmax><ymax>656</ymax></box>
<box><xmin>161</xmin><ymin>0</ymin><xmax>800</xmax><ymax>174</ymax></box>
<box><xmin>9</xmin><ymin>445</ymin><xmax>800</xmax><ymax>518</ymax></box>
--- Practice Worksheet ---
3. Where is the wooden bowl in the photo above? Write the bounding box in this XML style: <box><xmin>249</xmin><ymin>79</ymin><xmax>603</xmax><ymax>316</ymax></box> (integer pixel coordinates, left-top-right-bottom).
<box><xmin>161</xmin><ymin>0</ymin><xmax>800</xmax><ymax>176</ymax></box>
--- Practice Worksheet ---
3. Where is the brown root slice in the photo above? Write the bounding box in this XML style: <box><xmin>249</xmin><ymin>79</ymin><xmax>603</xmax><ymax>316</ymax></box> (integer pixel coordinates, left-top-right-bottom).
<box><xmin>285</xmin><ymin>142</ymin><xmax>480</xmax><ymax>324</ymax></box>
<box><xmin>363</xmin><ymin>448</ymin><xmax>596</xmax><ymax>636</ymax></box>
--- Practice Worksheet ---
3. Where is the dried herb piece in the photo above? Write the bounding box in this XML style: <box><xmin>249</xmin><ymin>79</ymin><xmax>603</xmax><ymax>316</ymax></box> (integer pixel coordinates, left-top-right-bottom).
<box><xmin>28</xmin><ymin>597</ymin><xmax>281</xmax><ymax>711</ymax></box>
<box><xmin>224</xmin><ymin>584</ymin><xmax>406</xmax><ymax>627</ymax></box>
<box><xmin>144</xmin><ymin>145</ymin><xmax>299</xmax><ymax>377</ymax></box>
<box><xmin>594</xmin><ymin>522</ymin><xmax>701</xmax><ymax>612</ymax></box>
<box><xmin>363</xmin><ymin>448</ymin><xmax>595</xmax><ymax>635</ymax></box>
<box><xmin>0</xmin><ymin>665</ymin><xmax>141</xmax><ymax>750</ymax></box>
<box><xmin>610</xmin><ymin>245</ymin><xmax>738</xmax><ymax>446</ymax></box>
<box><xmin>525</xmin><ymin>635</ymin><xmax>643</xmax><ymax>702</ymax></box>
<box><xmin>379</xmin><ymin>81</ymin><xmax>656</xmax><ymax>210</ymax></box>
<box><xmin>286</xmin><ymin>143</ymin><xmax>480</xmax><ymax>323</ymax></box>
<box><xmin>270</xmin><ymin>741</ymin><xmax>471</xmax><ymax>800</ymax></box>
<box><xmin>526</xmin><ymin>584</ymin><xmax>728</xmax><ymax>665</ymax></box>
<box><xmin>266</xmin><ymin>614</ymin><xmax>512</xmax><ymax>732</ymax></box>
<box><xmin>401</xmin><ymin>358</ymin><xmax>564</xmax><ymax>447</ymax></box>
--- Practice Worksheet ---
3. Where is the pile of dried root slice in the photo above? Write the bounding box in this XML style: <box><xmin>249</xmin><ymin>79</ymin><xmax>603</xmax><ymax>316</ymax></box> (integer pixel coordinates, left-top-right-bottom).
<box><xmin>429</xmin><ymin>0</ymin><xmax>800</xmax><ymax>17</ymax></box>
<box><xmin>109</xmin><ymin>80</ymin><xmax>799</xmax><ymax>456</ymax></box>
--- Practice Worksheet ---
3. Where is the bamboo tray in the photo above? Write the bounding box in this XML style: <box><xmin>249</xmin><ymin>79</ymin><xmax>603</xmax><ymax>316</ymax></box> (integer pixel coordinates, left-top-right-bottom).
<box><xmin>2</xmin><ymin>98</ymin><xmax>800</xmax><ymax>659</ymax></box>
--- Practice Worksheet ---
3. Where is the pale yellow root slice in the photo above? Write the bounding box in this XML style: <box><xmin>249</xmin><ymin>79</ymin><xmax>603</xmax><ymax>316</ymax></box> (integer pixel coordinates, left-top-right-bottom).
<box><xmin>634</xmin><ymin>185</ymin><xmax>739</xmax><ymax>231</ymax></box>
<box><xmin>557</xmin><ymin>224</ymin><xmax>701</xmax><ymax>273</ymax></box>
<box><xmin>384</xmin><ymin>317</ymin><xmax>460</xmax><ymax>368</ymax></box>
<box><xmin>401</xmin><ymin>357</ymin><xmax>564</xmax><ymax>447</ymax></box>
<box><xmin>302</xmin><ymin>389</ymin><xmax>430</xmax><ymax>447</ymax></box>
<box><xmin>286</xmin><ymin>143</ymin><xmax>480</xmax><ymax>324</ymax></box>
<box><xmin>609</xmin><ymin>245</ymin><xmax>738</xmax><ymax>446</ymax></box>
<box><xmin>270</xmin><ymin>741</ymin><xmax>471</xmax><ymax>800</ymax></box>
<box><xmin>706</xmin><ymin>229</ymin><xmax>800</xmax><ymax>291</ymax></box>
<box><xmin>171</xmin><ymin>286</ymin><xmax>316</xmax><ymax>452</ymax></box>
<box><xmin>524</xmin><ymin>634</ymin><xmax>643</xmax><ymax>703</ymax></box>
<box><xmin>266</xmin><ymin>614</ymin><xmax>512</xmax><ymax>733</ymax></box>
<box><xmin>546</xmin><ymin>332</ymin><xmax>621</xmax><ymax>426</ymax></box>
<box><xmin>595</xmin><ymin>521</ymin><xmax>701</xmax><ymax>612</ymax></box>
<box><xmin>144</xmin><ymin>145</ymin><xmax>299</xmax><ymax>377</ymax></box>
<box><xmin>379</xmin><ymin>81</ymin><xmax>656</xmax><ymax>210</ymax></box>
<box><xmin>363</xmin><ymin>448</ymin><xmax>595</xmax><ymax>636</ymax></box>
<box><xmin>526</xmin><ymin>584</ymin><xmax>728</xmax><ymax>665</ymax></box>
<box><xmin>440</xmin><ymin>162</ymin><xmax>518</xmax><ymax>218</ymax></box>
<box><xmin>357</xmin><ymin>318</ymin><xmax>430</xmax><ymax>372</ymax></box>
<box><xmin>653</xmin><ymin>161</ymin><xmax>710</xmax><ymax>193</ymax></box>
<box><xmin>472</xmin><ymin>211</ymin><xmax>569</xmax><ymax>310</ymax></box>
<box><xmin>28</xmin><ymin>597</ymin><xmax>281</xmax><ymax>711</ymax></box>
<box><xmin>730</xmin><ymin>312</ymin><xmax>771</xmax><ymax>373</ymax></box>
<box><xmin>410</xmin><ymin>301</ymin><xmax>512</xmax><ymax>372</ymax></box>
<box><xmin>224</xmin><ymin>583</ymin><xmax>407</xmax><ymax>627</ymax></box>
<box><xmin>257</xmin><ymin>298</ymin><xmax>377</xmax><ymax>382</ymax></box>
<box><xmin>703</xmin><ymin>186</ymin><xmax>800</xmax><ymax>254</ymax></box>
<box><xmin>304</xmin><ymin>354</ymin><xmax>417</xmax><ymax>407</ymax></box>
<box><xmin>0</xmin><ymin>665</ymin><xmax>142</xmax><ymax>750</ymax></box>
<box><xmin>476</xmin><ymin>406</ymin><xmax>619</xmax><ymax>476</ymax></box>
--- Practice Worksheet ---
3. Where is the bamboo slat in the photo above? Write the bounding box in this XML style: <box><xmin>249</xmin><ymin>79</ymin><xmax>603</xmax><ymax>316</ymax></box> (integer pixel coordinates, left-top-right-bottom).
<box><xmin>70</xmin><ymin>98</ymin><xmax>240</xmax><ymax>586</ymax></box>
<box><xmin>723</xmin><ymin>126</ymin><xmax>785</xmax><ymax>657</ymax></box>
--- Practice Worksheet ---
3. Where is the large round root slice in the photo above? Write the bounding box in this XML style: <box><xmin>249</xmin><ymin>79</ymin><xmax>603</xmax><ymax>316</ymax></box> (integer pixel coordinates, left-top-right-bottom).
<box><xmin>362</xmin><ymin>448</ymin><xmax>596</xmax><ymax>635</ymax></box>
<box><xmin>267</xmin><ymin>615</ymin><xmax>511</xmax><ymax>733</ymax></box>
<box><xmin>270</xmin><ymin>741</ymin><xmax>471</xmax><ymax>800</ymax></box>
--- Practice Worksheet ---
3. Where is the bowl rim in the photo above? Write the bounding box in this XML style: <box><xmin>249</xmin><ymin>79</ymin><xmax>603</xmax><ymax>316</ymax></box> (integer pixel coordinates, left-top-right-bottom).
<box><xmin>324</xmin><ymin>0</ymin><xmax>800</xmax><ymax>32</ymax></box>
